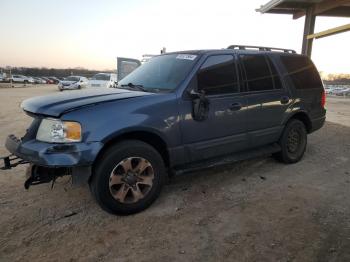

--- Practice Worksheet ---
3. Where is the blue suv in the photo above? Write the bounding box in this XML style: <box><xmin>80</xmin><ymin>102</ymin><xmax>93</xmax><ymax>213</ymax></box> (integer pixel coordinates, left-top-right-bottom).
<box><xmin>1</xmin><ymin>46</ymin><xmax>326</xmax><ymax>214</ymax></box>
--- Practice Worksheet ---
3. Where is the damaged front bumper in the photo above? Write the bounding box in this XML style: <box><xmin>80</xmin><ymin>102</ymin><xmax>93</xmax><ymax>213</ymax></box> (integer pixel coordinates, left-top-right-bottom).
<box><xmin>1</xmin><ymin>134</ymin><xmax>103</xmax><ymax>188</ymax></box>
<box><xmin>0</xmin><ymin>154</ymin><xmax>28</xmax><ymax>170</ymax></box>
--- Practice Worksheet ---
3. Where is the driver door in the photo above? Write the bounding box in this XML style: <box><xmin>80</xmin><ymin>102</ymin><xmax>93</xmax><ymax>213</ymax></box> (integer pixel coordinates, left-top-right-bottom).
<box><xmin>178</xmin><ymin>54</ymin><xmax>248</xmax><ymax>162</ymax></box>
<box><xmin>117</xmin><ymin>57</ymin><xmax>141</xmax><ymax>81</ymax></box>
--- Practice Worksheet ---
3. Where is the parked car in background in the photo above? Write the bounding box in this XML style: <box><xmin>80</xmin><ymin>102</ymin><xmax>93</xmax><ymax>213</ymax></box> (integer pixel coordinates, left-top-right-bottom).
<box><xmin>11</xmin><ymin>75</ymin><xmax>28</xmax><ymax>83</ymax></box>
<box><xmin>26</xmin><ymin>77</ymin><xmax>36</xmax><ymax>84</ymax></box>
<box><xmin>41</xmin><ymin>77</ymin><xmax>54</xmax><ymax>84</ymax></box>
<box><xmin>58</xmin><ymin>76</ymin><xmax>88</xmax><ymax>91</ymax></box>
<box><xmin>0</xmin><ymin>73</ymin><xmax>8</xmax><ymax>82</ymax></box>
<box><xmin>48</xmin><ymin>77</ymin><xmax>60</xmax><ymax>84</ymax></box>
<box><xmin>335</xmin><ymin>87</ymin><xmax>350</xmax><ymax>96</ymax></box>
<box><xmin>89</xmin><ymin>73</ymin><xmax>117</xmax><ymax>88</ymax></box>
<box><xmin>32</xmin><ymin>77</ymin><xmax>46</xmax><ymax>84</ymax></box>
<box><xmin>324</xmin><ymin>86</ymin><xmax>333</xmax><ymax>94</ymax></box>
<box><xmin>331</xmin><ymin>87</ymin><xmax>347</xmax><ymax>95</ymax></box>
<box><xmin>36</xmin><ymin>77</ymin><xmax>47</xmax><ymax>84</ymax></box>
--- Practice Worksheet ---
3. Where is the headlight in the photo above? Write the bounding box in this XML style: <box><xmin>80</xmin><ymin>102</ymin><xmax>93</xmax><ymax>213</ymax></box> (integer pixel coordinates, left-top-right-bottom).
<box><xmin>36</xmin><ymin>118</ymin><xmax>82</xmax><ymax>143</ymax></box>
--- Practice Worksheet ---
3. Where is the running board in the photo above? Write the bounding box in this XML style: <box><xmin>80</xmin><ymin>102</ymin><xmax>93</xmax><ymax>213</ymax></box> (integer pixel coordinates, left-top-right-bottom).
<box><xmin>173</xmin><ymin>143</ymin><xmax>281</xmax><ymax>175</ymax></box>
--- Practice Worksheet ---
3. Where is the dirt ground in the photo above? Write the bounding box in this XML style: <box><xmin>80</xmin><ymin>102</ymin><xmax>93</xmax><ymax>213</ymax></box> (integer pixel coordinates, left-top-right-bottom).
<box><xmin>0</xmin><ymin>85</ymin><xmax>349</xmax><ymax>262</ymax></box>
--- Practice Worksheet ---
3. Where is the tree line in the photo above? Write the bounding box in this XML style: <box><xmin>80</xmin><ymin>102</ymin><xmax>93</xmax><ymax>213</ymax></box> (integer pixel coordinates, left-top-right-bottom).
<box><xmin>0</xmin><ymin>67</ymin><xmax>114</xmax><ymax>78</ymax></box>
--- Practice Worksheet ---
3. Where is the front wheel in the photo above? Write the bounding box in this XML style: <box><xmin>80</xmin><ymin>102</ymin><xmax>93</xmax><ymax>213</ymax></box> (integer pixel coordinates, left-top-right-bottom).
<box><xmin>274</xmin><ymin>119</ymin><xmax>307</xmax><ymax>164</ymax></box>
<box><xmin>90</xmin><ymin>140</ymin><xmax>166</xmax><ymax>215</ymax></box>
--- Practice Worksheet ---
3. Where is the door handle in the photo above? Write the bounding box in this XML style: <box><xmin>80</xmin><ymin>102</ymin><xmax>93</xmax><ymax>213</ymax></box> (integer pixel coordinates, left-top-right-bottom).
<box><xmin>280</xmin><ymin>96</ymin><xmax>290</xmax><ymax>104</ymax></box>
<box><xmin>229</xmin><ymin>102</ymin><xmax>242</xmax><ymax>111</ymax></box>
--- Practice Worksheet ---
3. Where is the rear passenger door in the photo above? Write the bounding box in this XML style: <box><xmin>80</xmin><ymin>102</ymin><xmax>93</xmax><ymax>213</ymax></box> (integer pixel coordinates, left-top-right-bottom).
<box><xmin>239</xmin><ymin>54</ymin><xmax>290</xmax><ymax>147</ymax></box>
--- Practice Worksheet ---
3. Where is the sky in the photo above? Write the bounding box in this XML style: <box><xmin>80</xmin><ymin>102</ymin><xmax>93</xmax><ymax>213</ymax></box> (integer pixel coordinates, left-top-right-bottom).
<box><xmin>0</xmin><ymin>0</ymin><xmax>349</xmax><ymax>73</ymax></box>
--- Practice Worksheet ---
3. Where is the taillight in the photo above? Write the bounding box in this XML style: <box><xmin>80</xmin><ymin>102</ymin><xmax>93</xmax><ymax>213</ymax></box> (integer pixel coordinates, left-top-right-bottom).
<box><xmin>321</xmin><ymin>90</ymin><xmax>326</xmax><ymax>108</ymax></box>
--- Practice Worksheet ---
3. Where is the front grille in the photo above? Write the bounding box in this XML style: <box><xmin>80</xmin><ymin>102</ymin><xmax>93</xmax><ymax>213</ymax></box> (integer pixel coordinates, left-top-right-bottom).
<box><xmin>22</xmin><ymin>117</ymin><xmax>41</xmax><ymax>142</ymax></box>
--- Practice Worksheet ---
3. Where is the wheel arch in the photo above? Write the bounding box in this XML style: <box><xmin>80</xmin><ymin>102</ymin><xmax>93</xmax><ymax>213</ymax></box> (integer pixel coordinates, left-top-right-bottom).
<box><xmin>93</xmin><ymin>129</ymin><xmax>170</xmax><ymax>174</ymax></box>
<box><xmin>285</xmin><ymin>111</ymin><xmax>312</xmax><ymax>133</ymax></box>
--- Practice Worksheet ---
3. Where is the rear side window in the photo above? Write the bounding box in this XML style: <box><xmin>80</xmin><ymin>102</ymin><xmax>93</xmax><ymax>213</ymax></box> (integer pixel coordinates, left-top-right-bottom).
<box><xmin>240</xmin><ymin>55</ymin><xmax>274</xmax><ymax>91</ymax></box>
<box><xmin>267</xmin><ymin>57</ymin><xmax>283</xmax><ymax>89</ymax></box>
<box><xmin>198</xmin><ymin>55</ymin><xmax>239</xmax><ymax>95</ymax></box>
<box><xmin>280</xmin><ymin>55</ymin><xmax>322</xmax><ymax>89</ymax></box>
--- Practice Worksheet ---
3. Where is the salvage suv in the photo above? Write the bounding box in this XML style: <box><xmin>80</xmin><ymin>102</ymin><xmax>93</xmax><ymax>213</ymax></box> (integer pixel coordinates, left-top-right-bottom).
<box><xmin>1</xmin><ymin>45</ymin><xmax>326</xmax><ymax>215</ymax></box>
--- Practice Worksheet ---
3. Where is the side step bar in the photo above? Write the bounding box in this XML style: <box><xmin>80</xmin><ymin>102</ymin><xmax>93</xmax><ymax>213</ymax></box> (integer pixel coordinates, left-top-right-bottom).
<box><xmin>173</xmin><ymin>143</ymin><xmax>281</xmax><ymax>175</ymax></box>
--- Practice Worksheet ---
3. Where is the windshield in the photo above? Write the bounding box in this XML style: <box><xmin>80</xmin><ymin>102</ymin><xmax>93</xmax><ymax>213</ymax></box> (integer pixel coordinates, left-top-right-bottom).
<box><xmin>118</xmin><ymin>53</ymin><xmax>198</xmax><ymax>91</ymax></box>
<box><xmin>91</xmin><ymin>73</ymin><xmax>110</xmax><ymax>81</ymax></box>
<box><xmin>65</xmin><ymin>76</ymin><xmax>80</xmax><ymax>81</ymax></box>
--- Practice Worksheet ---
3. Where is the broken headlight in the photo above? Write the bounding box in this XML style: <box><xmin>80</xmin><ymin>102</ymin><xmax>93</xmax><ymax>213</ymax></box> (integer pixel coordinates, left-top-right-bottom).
<box><xmin>36</xmin><ymin>118</ymin><xmax>82</xmax><ymax>143</ymax></box>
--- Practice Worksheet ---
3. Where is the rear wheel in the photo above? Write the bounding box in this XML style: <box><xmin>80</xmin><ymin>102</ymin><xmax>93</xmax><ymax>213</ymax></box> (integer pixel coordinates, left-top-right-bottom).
<box><xmin>274</xmin><ymin>119</ymin><xmax>307</xmax><ymax>164</ymax></box>
<box><xmin>90</xmin><ymin>140</ymin><xmax>166</xmax><ymax>215</ymax></box>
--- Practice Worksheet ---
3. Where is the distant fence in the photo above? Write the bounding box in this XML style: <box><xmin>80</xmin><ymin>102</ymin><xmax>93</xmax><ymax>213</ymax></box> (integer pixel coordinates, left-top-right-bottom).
<box><xmin>0</xmin><ymin>82</ymin><xmax>50</xmax><ymax>89</ymax></box>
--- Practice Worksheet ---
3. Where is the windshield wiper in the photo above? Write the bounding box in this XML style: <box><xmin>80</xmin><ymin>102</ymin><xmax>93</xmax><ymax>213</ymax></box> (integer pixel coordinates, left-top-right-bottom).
<box><xmin>120</xmin><ymin>83</ymin><xmax>147</xmax><ymax>92</ymax></box>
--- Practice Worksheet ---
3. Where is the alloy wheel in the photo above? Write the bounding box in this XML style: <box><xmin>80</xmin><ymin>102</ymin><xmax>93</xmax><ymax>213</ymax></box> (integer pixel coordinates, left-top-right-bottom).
<box><xmin>109</xmin><ymin>157</ymin><xmax>154</xmax><ymax>203</ymax></box>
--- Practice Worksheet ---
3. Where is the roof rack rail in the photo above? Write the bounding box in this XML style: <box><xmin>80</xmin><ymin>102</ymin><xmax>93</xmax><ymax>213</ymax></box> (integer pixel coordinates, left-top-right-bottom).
<box><xmin>227</xmin><ymin>45</ymin><xmax>296</xmax><ymax>54</ymax></box>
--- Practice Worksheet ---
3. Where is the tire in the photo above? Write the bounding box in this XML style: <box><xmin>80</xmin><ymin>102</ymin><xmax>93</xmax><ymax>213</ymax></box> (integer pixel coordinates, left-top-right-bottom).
<box><xmin>90</xmin><ymin>140</ymin><xmax>166</xmax><ymax>215</ymax></box>
<box><xmin>274</xmin><ymin>119</ymin><xmax>307</xmax><ymax>164</ymax></box>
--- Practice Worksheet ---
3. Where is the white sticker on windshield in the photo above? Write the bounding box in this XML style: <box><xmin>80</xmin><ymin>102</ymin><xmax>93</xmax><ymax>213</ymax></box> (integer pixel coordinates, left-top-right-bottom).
<box><xmin>176</xmin><ymin>54</ymin><xmax>197</xmax><ymax>60</ymax></box>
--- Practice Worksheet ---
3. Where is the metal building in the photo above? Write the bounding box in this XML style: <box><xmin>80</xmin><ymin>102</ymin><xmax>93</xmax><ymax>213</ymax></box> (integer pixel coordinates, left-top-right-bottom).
<box><xmin>256</xmin><ymin>0</ymin><xmax>350</xmax><ymax>57</ymax></box>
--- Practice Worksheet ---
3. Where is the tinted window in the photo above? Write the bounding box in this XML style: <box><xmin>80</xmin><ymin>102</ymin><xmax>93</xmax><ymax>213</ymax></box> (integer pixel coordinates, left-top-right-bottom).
<box><xmin>92</xmin><ymin>74</ymin><xmax>110</xmax><ymax>81</ymax></box>
<box><xmin>65</xmin><ymin>76</ymin><xmax>80</xmax><ymax>81</ymax></box>
<box><xmin>267</xmin><ymin>57</ymin><xmax>282</xmax><ymax>89</ymax></box>
<box><xmin>280</xmin><ymin>55</ymin><xmax>322</xmax><ymax>89</ymax></box>
<box><xmin>119</xmin><ymin>54</ymin><xmax>198</xmax><ymax>91</ymax></box>
<box><xmin>198</xmin><ymin>55</ymin><xmax>238</xmax><ymax>95</ymax></box>
<box><xmin>240</xmin><ymin>55</ymin><xmax>273</xmax><ymax>91</ymax></box>
<box><xmin>118</xmin><ymin>61</ymin><xmax>140</xmax><ymax>80</ymax></box>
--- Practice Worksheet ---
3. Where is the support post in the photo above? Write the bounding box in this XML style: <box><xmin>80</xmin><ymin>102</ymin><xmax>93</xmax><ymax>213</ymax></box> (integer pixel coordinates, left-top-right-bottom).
<box><xmin>301</xmin><ymin>7</ymin><xmax>316</xmax><ymax>57</ymax></box>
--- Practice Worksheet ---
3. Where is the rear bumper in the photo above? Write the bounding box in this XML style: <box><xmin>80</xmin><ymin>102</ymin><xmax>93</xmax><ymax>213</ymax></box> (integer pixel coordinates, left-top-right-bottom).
<box><xmin>310</xmin><ymin>116</ymin><xmax>326</xmax><ymax>133</ymax></box>
<box><xmin>5</xmin><ymin>134</ymin><xmax>103</xmax><ymax>167</ymax></box>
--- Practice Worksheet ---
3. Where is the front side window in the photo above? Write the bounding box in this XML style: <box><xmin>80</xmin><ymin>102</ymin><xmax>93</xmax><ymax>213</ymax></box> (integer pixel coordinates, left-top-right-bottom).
<box><xmin>197</xmin><ymin>55</ymin><xmax>238</xmax><ymax>95</ymax></box>
<box><xmin>240</xmin><ymin>54</ymin><xmax>273</xmax><ymax>92</ymax></box>
<box><xmin>118</xmin><ymin>54</ymin><xmax>198</xmax><ymax>92</ymax></box>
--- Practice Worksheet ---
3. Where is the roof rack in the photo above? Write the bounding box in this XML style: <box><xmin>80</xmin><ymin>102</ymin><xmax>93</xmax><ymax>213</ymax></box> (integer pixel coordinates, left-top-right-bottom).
<box><xmin>227</xmin><ymin>45</ymin><xmax>296</xmax><ymax>54</ymax></box>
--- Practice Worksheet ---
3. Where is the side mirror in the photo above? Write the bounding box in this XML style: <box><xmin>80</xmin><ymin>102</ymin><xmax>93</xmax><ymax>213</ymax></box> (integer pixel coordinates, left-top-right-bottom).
<box><xmin>188</xmin><ymin>89</ymin><xmax>204</xmax><ymax>99</ymax></box>
<box><xmin>188</xmin><ymin>89</ymin><xmax>210</xmax><ymax>121</ymax></box>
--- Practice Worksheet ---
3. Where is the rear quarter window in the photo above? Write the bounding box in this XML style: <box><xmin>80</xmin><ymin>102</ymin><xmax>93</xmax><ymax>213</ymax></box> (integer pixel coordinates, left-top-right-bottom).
<box><xmin>280</xmin><ymin>55</ymin><xmax>323</xmax><ymax>89</ymax></box>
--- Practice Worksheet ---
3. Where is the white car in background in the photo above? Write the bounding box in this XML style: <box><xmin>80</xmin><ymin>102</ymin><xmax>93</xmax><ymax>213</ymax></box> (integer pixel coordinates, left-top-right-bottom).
<box><xmin>335</xmin><ymin>87</ymin><xmax>350</xmax><ymax>96</ymax></box>
<box><xmin>330</xmin><ymin>87</ymin><xmax>346</xmax><ymax>95</ymax></box>
<box><xmin>58</xmin><ymin>76</ymin><xmax>89</xmax><ymax>91</ymax></box>
<box><xmin>324</xmin><ymin>86</ymin><xmax>333</xmax><ymax>94</ymax></box>
<box><xmin>11</xmin><ymin>75</ymin><xmax>28</xmax><ymax>83</ymax></box>
<box><xmin>27</xmin><ymin>77</ymin><xmax>36</xmax><ymax>84</ymax></box>
<box><xmin>88</xmin><ymin>73</ymin><xmax>117</xmax><ymax>88</ymax></box>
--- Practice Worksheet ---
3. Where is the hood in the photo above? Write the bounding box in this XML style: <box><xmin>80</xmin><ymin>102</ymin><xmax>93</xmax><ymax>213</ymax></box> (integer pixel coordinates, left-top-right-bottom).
<box><xmin>21</xmin><ymin>88</ymin><xmax>152</xmax><ymax>117</ymax></box>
